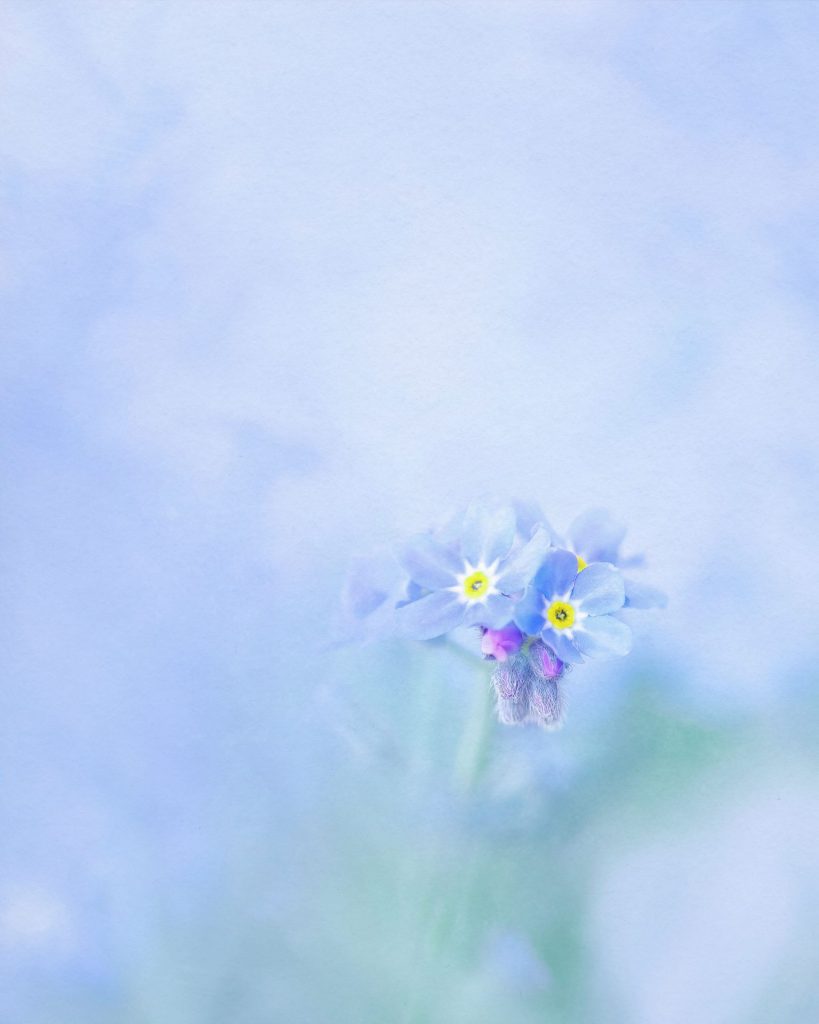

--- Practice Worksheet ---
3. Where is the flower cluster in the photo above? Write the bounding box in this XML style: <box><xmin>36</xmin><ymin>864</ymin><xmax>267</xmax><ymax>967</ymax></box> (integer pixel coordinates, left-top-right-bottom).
<box><xmin>340</xmin><ymin>502</ymin><xmax>664</xmax><ymax>729</ymax></box>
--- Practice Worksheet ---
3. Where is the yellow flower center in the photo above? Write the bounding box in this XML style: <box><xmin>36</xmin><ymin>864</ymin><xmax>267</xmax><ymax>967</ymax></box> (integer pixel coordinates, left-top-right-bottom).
<box><xmin>576</xmin><ymin>555</ymin><xmax>587</xmax><ymax>572</ymax></box>
<box><xmin>547</xmin><ymin>600</ymin><xmax>576</xmax><ymax>630</ymax></box>
<box><xmin>462</xmin><ymin>570</ymin><xmax>490</xmax><ymax>600</ymax></box>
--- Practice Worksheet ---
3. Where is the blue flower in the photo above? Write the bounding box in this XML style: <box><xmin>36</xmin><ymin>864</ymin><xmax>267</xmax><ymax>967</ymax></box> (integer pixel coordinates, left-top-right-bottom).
<box><xmin>335</xmin><ymin>548</ymin><xmax>410</xmax><ymax>644</ymax></box>
<box><xmin>514</xmin><ymin>549</ymin><xmax>631</xmax><ymax>663</ymax></box>
<box><xmin>510</xmin><ymin>498</ymin><xmax>558</xmax><ymax>546</ymax></box>
<box><xmin>562</xmin><ymin>507</ymin><xmax>628</xmax><ymax>568</ymax></box>
<box><xmin>394</xmin><ymin>503</ymin><xmax>551</xmax><ymax>640</ymax></box>
<box><xmin>560</xmin><ymin>508</ymin><xmax>667</xmax><ymax>610</ymax></box>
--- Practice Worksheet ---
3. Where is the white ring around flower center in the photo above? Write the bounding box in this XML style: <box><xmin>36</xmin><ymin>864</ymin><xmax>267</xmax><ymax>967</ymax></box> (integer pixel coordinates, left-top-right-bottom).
<box><xmin>449</xmin><ymin>558</ymin><xmax>501</xmax><ymax>604</ymax></box>
<box><xmin>542</xmin><ymin>594</ymin><xmax>588</xmax><ymax>635</ymax></box>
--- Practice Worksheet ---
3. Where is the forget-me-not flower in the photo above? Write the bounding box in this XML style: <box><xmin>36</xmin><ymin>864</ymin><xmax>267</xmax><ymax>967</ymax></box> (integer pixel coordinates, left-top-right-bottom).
<box><xmin>559</xmin><ymin>508</ymin><xmax>666</xmax><ymax>610</ymax></box>
<box><xmin>562</xmin><ymin>508</ymin><xmax>628</xmax><ymax>570</ymax></box>
<box><xmin>395</xmin><ymin>503</ymin><xmax>551</xmax><ymax>640</ymax></box>
<box><xmin>514</xmin><ymin>549</ymin><xmax>631</xmax><ymax>663</ymax></box>
<box><xmin>340</xmin><ymin>497</ymin><xmax>665</xmax><ymax>729</ymax></box>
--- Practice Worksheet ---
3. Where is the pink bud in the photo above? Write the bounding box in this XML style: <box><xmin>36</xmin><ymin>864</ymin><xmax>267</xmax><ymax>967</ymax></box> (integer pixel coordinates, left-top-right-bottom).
<box><xmin>480</xmin><ymin>623</ymin><xmax>524</xmax><ymax>662</ymax></box>
<box><xmin>529</xmin><ymin>641</ymin><xmax>565</xmax><ymax>680</ymax></box>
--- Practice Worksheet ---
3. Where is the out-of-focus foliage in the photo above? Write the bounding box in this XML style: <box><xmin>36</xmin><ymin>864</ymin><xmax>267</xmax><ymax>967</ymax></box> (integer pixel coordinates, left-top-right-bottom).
<box><xmin>8</xmin><ymin>637</ymin><xmax>819</xmax><ymax>1023</ymax></box>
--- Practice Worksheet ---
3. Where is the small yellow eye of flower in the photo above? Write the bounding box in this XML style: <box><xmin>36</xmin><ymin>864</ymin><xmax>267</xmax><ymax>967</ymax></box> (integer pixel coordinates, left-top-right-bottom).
<box><xmin>576</xmin><ymin>555</ymin><xmax>587</xmax><ymax>572</ymax></box>
<box><xmin>547</xmin><ymin>600</ymin><xmax>576</xmax><ymax>630</ymax></box>
<box><xmin>463</xmin><ymin>571</ymin><xmax>490</xmax><ymax>600</ymax></box>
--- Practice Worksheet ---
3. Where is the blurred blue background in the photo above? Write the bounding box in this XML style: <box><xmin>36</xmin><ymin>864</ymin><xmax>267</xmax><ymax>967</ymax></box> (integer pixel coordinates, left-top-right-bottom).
<box><xmin>3</xmin><ymin>2</ymin><xmax>819</xmax><ymax>1021</ymax></box>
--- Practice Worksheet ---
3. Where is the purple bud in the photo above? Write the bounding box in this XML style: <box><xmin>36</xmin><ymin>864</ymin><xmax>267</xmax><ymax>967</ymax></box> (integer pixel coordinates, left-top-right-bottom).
<box><xmin>528</xmin><ymin>640</ymin><xmax>565</xmax><ymax>681</ymax></box>
<box><xmin>481</xmin><ymin>623</ymin><xmax>524</xmax><ymax>662</ymax></box>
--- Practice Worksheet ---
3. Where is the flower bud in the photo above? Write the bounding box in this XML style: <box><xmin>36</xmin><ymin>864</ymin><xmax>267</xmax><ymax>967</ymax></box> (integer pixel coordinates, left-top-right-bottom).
<box><xmin>528</xmin><ymin>675</ymin><xmax>564</xmax><ymax>729</ymax></box>
<box><xmin>528</xmin><ymin>640</ymin><xmax>565</xmax><ymax>681</ymax></box>
<box><xmin>481</xmin><ymin>623</ymin><xmax>524</xmax><ymax>662</ymax></box>
<box><xmin>491</xmin><ymin>655</ymin><xmax>531</xmax><ymax>724</ymax></box>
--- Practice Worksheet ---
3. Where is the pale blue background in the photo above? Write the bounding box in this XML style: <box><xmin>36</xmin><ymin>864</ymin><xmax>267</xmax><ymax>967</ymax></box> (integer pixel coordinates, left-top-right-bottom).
<box><xmin>3</xmin><ymin>2</ymin><xmax>819</xmax><ymax>1021</ymax></box>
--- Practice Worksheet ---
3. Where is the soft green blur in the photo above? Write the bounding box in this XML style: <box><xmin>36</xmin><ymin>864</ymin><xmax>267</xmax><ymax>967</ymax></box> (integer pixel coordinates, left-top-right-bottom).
<box><xmin>51</xmin><ymin>641</ymin><xmax>814</xmax><ymax>1024</ymax></box>
<box><xmin>294</xmin><ymin>645</ymin><xmax>819</xmax><ymax>1023</ymax></box>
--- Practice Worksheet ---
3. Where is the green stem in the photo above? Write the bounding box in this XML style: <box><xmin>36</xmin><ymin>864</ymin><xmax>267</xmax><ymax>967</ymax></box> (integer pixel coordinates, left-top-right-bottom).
<box><xmin>402</xmin><ymin>660</ymin><xmax>497</xmax><ymax>1024</ymax></box>
<box><xmin>452</xmin><ymin>662</ymin><xmax>495</xmax><ymax>793</ymax></box>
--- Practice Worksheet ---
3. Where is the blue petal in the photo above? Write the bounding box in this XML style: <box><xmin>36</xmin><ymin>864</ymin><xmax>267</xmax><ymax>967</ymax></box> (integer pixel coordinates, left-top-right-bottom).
<box><xmin>343</xmin><ymin>566</ymin><xmax>388</xmax><ymax>619</ymax></box>
<box><xmin>511</xmin><ymin>498</ymin><xmax>559</xmax><ymax>543</ymax></box>
<box><xmin>342</xmin><ymin>551</ymin><xmax>404</xmax><ymax>618</ymax></box>
<box><xmin>464</xmin><ymin>592</ymin><xmax>516</xmax><ymax>629</ymax></box>
<box><xmin>542</xmin><ymin>627</ymin><xmax>584</xmax><ymax>664</ymax></box>
<box><xmin>567</xmin><ymin>508</ymin><xmax>626</xmax><ymax>564</ymax></box>
<box><xmin>335</xmin><ymin>555</ymin><xmax>404</xmax><ymax>645</ymax></box>
<box><xmin>533</xmin><ymin>549</ymin><xmax>578</xmax><ymax>598</ymax></box>
<box><xmin>396</xmin><ymin>533</ymin><xmax>462</xmax><ymax>590</ymax></box>
<box><xmin>574</xmin><ymin>614</ymin><xmax>632</xmax><ymax>659</ymax></box>
<box><xmin>513</xmin><ymin>586</ymin><xmax>546</xmax><ymax>636</ymax></box>
<box><xmin>624</xmin><ymin>579</ymin><xmax>668</xmax><ymax>609</ymax></box>
<box><xmin>460</xmin><ymin>503</ymin><xmax>516</xmax><ymax>564</ymax></box>
<box><xmin>395</xmin><ymin>579</ymin><xmax>429</xmax><ymax>609</ymax></box>
<box><xmin>394</xmin><ymin>590</ymin><xmax>464</xmax><ymax>640</ymax></box>
<box><xmin>496</xmin><ymin>527</ymin><xmax>552</xmax><ymax>593</ymax></box>
<box><xmin>511</xmin><ymin>498</ymin><xmax>544</xmax><ymax>539</ymax></box>
<box><xmin>571</xmin><ymin>562</ymin><xmax>625</xmax><ymax>614</ymax></box>
<box><xmin>435</xmin><ymin>507</ymin><xmax>467</xmax><ymax>547</ymax></box>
